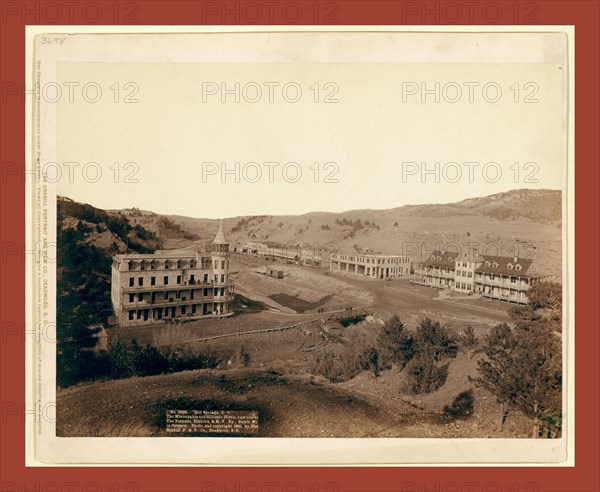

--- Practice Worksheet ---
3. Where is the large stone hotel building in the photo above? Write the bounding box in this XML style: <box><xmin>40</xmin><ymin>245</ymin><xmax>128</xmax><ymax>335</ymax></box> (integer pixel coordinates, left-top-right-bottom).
<box><xmin>111</xmin><ymin>224</ymin><xmax>234</xmax><ymax>326</ymax></box>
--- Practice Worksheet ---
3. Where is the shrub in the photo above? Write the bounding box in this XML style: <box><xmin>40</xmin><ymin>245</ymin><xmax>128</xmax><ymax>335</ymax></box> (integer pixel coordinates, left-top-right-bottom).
<box><xmin>107</xmin><ymin>339</ymin><xmax>220</xmax><ymax>381</ymax></box>
<box><xmin>236</xmin><ymin>345</ymin><xmax>251</xmax><ymax>367</ymax></box>
<box><xmin>312</xmin><ymin>352</ymin><xmax>347</xmax><ymax>382</ymax></box>
<box><xmin>414</xmin><ymin>318</ymin><xmax>458</xmax><ymax>361</ymax></box>
<box><xmin>312</xmin><ymin>343</ymin><xmax>382</xmax><ymax>382</ymax></box>
<box><xmin>444</xmin><ymin>390</ymin><xmax>474</xmax><ymax>418</ymax></box>
<box><xmin>378</xmin><ymin>315</ymin><xmax>414</xmax><ymax>369</ymax></box>
<box><xmin>461</xmin><ymin>325</ymin><xmax>477</xmax><ymax>350</ymax></box>
<box><xmin>406</xmin><ymin>358</ymin><xmax>448</xmax><ymax>394</ymax></box>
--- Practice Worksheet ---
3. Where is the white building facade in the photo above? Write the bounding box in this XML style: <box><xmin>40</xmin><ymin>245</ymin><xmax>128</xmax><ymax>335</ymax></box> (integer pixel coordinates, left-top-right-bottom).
<box><xmin>330</xmin><ymin>253</ymin><xmax>411</xmax><ymax>279</ymax></box>
<box><xmin>111</xmin><ymin>224</ymin><xmax>234</xmax><ymax>326</ymax></box>
<box><xmin>414</xmin><ymin>250</ymin><xmax>551</xmax><ymax>304</ymax></box>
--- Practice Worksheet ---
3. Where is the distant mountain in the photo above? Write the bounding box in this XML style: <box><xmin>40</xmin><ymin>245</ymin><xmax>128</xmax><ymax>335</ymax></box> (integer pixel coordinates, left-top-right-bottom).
<box><xmin>397</xmin><ymin>189</ymin><xmax>561</xmax><ymax>222</ymax></box>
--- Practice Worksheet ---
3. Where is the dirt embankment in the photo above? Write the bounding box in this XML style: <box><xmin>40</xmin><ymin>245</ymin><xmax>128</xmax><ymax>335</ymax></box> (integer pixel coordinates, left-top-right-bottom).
<box><xmin>57</xmin><ymin>368</ymin><xmax>400</xmax><ymax>438</ymax></box>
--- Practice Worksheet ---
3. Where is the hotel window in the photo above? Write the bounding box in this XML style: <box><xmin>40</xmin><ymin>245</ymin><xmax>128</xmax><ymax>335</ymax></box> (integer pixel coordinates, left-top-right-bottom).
<box><xmin>151</xmin><ymin>276</ymin><xmax>156</xmax><ymax>286</ymax></box>
<box><xmin>128</xmin><ymin>261</ymin><xmax>134</xmax><ymax>271</ymax></box>
<box><xmin>138</xmin><ymin>293</ymin><xmax>143</xmax><ymax>302</ymax></box>
<box><xmin>221</xmin><ymin>274</ymin><xmax>225</xmax><ymax>283</ymax></box>
<box><xmin>165</xmin><ymin>260</ymin><xmax>170</xmax><ymax>269</ymax></box>
<box><xmin>204</xmin><ymin>274</ymin><xmax>208</xmax><ymax>283</ymax></box>
<box><xmin>129</xmin><ymin>277</ymin><xmax>134</xmax><ymax>287</ymax></box>
<box><xmin>181</xmin><ymin>306</ymin><xmax>186</xmax><ymax>315</ymax></box>
<box><xmin>128</xmin><ymin>311</ymin><xmax>134</xmax><ymax>321</ymax></box>
<box><xmin>140</xmin><ymin>261</ymin><xmax>145</xmax><ymax>270</ymax></box>
<box><xmin>129</xmin><ymin>293</ymin><xmax>134</xmax><ymax>303</ymax></box>
<box><xmin>192</xmin><ymin>305</ymin><xmax>196</xmax><ymax>314</ymax></box>
<box><xmin>221</xmin><ymin>260</ymin><xmax>226</xmax><ymax>269</ymax></box>
<box><xmin>177</xmin><ymin>275</ymin><xmax>182</xmax><ymax>284</ymax></box>
<box><xmin>150</xmin><ymin>261</ymin><xmax>156</xmax><ymax>270</ymax></box>
<box><xmin>164</xmin><ymin>276</ymin><xmax>169</xmax><ymax>285</ymax></box>
<box><xmin>138</xmin><ymin>277</ymin><xmax>143</xmax><ymax>286</ymax></box>
<box><xmin>137</xmin><ymin>311</ymin><xmax>142</xmax><ymax>320</ymax></box>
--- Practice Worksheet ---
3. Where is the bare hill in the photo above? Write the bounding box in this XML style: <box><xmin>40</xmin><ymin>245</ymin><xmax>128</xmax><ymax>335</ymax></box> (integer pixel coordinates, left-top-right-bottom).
<box><xmin>63</xmin><ymin>188</ymin><xmax>562</xmax><ymax>276</ymax></box>
<box><xmin>144</xmin><ymin>189</ymin><xmax>562</xmax><ymax>275</ymax></box>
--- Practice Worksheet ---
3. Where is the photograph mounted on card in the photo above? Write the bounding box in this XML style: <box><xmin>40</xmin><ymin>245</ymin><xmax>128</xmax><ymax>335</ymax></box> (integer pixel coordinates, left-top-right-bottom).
<box><xmin>26</xmin><ymin>27</ymin><xmax>572</xmax><ymax>465</ymax></box>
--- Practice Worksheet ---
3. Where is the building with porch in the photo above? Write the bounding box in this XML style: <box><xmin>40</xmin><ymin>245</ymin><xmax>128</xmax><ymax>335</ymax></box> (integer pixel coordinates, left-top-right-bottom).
<box><xmin>329</xmin><ymin>252</ymin><xmax>411</xmax><ymax>279</ymax></box>
<box><xmin>414</xmin><ymin>250</ymin><xmax>460</xmax><ymax>289</ymax></box>
<box><xmin>473</xmin><ymin>255</ymin><xmax>550</xmax><ymax>303</ymax></box>
<box><xmin>414</xmin><ymin>250</ymin><xmax>551</xmax><ymax>304</ymax></box>
<box><xmin>111</xmin><ymin>223</ymin><xmax>234</xmax><ymax>326</ymax></box>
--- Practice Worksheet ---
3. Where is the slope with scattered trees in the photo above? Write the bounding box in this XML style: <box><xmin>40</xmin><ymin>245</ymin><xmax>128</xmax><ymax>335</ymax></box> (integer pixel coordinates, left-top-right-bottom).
<box><xmin>477</xmin><ymin>282</ymin><xmax>562</xmax><ymax>437</ymax></box>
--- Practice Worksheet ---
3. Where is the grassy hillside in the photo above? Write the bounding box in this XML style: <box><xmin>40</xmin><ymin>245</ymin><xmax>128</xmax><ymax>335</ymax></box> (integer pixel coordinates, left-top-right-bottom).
<box><xmin>56</xmin><ymin>197</ymin><xmax>196</xmax><ymax>386</ymax></box>
<box><xmin>117</xmin><ymin>189</ymin><xmax>561</xmax><ymax>275</ymax></box>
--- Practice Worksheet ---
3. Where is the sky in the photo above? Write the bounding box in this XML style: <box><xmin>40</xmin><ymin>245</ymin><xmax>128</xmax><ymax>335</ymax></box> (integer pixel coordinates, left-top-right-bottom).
<box><xmin>56</xmin><ymin>60</ymin><xmax>564</xmax><ymax>219</ymax></box>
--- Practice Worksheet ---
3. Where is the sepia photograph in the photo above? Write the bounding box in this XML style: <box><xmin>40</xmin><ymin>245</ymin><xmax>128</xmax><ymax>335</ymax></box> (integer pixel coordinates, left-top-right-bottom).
<box><xmin>26</xmin><ymin>27</ymin><xmax>572</xmax><ymax>465</ymax></box>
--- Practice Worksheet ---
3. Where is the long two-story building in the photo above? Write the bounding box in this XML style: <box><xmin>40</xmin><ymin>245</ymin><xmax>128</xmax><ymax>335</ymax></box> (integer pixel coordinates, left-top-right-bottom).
<box><xmin>330</xmin><ymin>253</ymin><xmax>411</xmax><ymax>279</ymax></box>
<box><xmin>111</xmin><ymin>224</ymin><xmax>234</xmax><ymax>326</ymax></box>
<box><xmin>414</xmin><ymin>250</ymin><xmax>551</xmax><ymax>304</ymax></box>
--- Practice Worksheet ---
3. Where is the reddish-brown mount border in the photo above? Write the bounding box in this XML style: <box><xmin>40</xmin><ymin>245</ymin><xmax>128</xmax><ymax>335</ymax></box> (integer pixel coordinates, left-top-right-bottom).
<box><xmin>1</xmin><ymin>1</ymin><xmax>598</xmax><ymax>491</ymax></box>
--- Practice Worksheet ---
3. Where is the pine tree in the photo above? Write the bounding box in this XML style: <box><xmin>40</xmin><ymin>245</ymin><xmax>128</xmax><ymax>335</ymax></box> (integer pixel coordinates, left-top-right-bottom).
<box><xmin>477</xmin><ymin>283</ymin><xmax>562</xmax><ymax>437</ymax></box>
<box><xmin>378</xmin><ymin>315</ymin><xmax>413</xmax><ymax>370</ymax></box>
<box><xmin>477</xmin><ymin>322</ymin><xmax>517</xmax><ymax>425</ymax></box>
<box><xmin>414</xmin><ymin>318</ymin><xmax>458</xmax><ymax>361</ymax></box>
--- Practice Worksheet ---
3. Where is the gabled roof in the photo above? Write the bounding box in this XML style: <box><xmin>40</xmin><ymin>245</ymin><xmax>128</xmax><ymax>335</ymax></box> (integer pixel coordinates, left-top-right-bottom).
<box><xmin>475</xmin><ymin>255</ymin><xmax>534</xmax><ymax>276</ymax></box>
<box><xmin>419</xmin><ymin>250</ymin><xmax>459</xmax><ymax>268</ymax></box>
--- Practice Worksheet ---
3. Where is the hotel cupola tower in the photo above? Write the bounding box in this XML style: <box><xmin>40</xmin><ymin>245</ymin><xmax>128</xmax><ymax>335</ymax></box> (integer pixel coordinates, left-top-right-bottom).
<box><xmin>211</xmin><ymin>221</ymin><xmax>230</xmax><ymax>315</ymax></box>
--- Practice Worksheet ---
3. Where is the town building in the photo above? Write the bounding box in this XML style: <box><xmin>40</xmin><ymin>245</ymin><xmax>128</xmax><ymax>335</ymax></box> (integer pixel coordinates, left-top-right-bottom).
<box><xmin>330</xmin><ymin>253</ymin><xmax>411</xmax><ymax>279</ymax></box>
<box><xmin>473</xmin><ymin>255</ymin><xmax>550</xmax><ymax>303</ymax></box>
<box><xmin>111</xmin><ymin>223</ymin><xmax>234</xmax><ymax>326</ymax></box>
<box><xmin>239</xmin><ymin>242</ymin><xmax>322</xmax><ymax>265</ymax></box>
<box><xmin>266</xmin><ymin>267</ymin><xmax>284</xmax><ymax>279</ymax></box>
<box><xmin>414</xmin><ymin>250</ymin><xmax>551</xmax><ymax>304</ymax></box>
<box><xmin>415</xmin><ymin>250</ymin><xmax>460</xmax><ymax>289</ymax></box>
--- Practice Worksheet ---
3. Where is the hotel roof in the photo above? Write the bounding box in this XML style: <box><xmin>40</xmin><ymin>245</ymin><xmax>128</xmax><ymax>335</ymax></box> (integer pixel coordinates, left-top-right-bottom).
<box><xmin>475</xmin><ymin>255</ymin><xmax>535</xmax><ymax>276</ymax></box>
<box><xmin>420</xmin><ymin>250</ymin><xmax>460</xmax><ymax>268</ymax></box>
